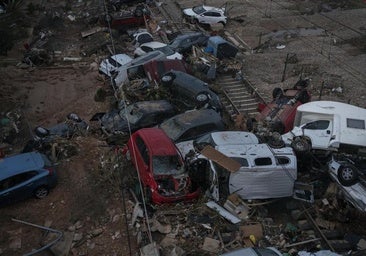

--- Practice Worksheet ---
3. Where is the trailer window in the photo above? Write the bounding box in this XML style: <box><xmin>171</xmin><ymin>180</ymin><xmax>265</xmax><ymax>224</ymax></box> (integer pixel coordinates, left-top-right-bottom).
<box><xmin>347</xmin><ymin>118</ymin><xmax>365</xmax><ymax>129</ymax></box>
<box><xmin>304</xmin><ymin>120</ymin><xmax>329</xmax><ymax>130</ymax></box>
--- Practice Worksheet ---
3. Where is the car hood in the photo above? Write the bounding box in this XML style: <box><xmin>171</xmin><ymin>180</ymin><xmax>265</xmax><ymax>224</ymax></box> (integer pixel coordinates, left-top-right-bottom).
<box><xmin>183</xmin><ymin>8</ymin><xmax>195</xmax><ymax>17</ymax></box>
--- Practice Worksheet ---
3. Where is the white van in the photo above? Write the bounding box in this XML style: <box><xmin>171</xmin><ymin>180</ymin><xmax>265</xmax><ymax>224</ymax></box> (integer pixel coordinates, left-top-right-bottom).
<box><xmin>282</xmin><ymin>101</ymin><xmax>366</xmax><ymax>154</ymax></box>
<box><xmin>113</xmin><ymin>50</ymin><xmax>166</xmax><ymax>87</ymax></box>
<box><xmin>186</xmin><ymin>143</ymin><xmax>297</xmax><ymax>201</ymax></box>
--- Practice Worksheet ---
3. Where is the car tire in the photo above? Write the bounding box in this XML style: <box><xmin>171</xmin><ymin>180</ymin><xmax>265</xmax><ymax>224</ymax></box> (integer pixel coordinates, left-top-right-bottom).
<box><xmin>219</xmin><ymin>21</ymin><xmax>226</xmax><ymax>26</ymax></box>
<box><xmin>34</xmin><ymin>186</ymin><xmax>49</xmax><ymax>199</ymax></box>
<box><xmin>291</xmin><ymin>137</ymin><xmax>311</xmax><ymax>153</ymax></box>
<box><xmin>337</xmin><ymin>164</ymin><xmax>359</xmax><ymax>187</ymax></box>
<box><xmin>161</xmin><ymin>74</ymin><xmax>175</xmax><ymax>86</ymax></box>
<box><xmin>195</xmin><ymin>92</ymin><xmax>209</xmax><ymax>104</ymax></box>
<box><xmin>272</xmin><ymin>87</ymin><xmax>284</xmax><ymax>99</ymax></box>
<box><xmin>35</xmin><ymin>126</ymin><xmax>50</xmax><ymax>137</ymax></box>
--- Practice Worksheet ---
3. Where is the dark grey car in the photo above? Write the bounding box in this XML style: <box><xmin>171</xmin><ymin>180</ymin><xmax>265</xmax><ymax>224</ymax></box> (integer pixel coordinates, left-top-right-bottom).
<box><xmin>91</xmin><ymin>100</ymin><xmax>176</xmax><ymax>135</ymax></box>
<box><xmin>161</xmin><ymin>70</ymin><xmax>222</xmax><ymax>113</ymax></box>
<box><xmin>169</xmin><ymin>32</ymin><xmax>209</xmax><ymax>54</ymax></box>
<box><xmin>159</xmin><ymin>109</ymin><xmax>225</xmax><ymax>143</ymax></box>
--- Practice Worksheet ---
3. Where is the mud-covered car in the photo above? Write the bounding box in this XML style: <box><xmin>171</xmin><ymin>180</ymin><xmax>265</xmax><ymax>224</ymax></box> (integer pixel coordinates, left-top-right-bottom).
<box><xmin>161</xmin><ymin>70</ymin><xmax>222</xmax><ymax>113</ymax></box>
<box><xmin>159</xmin><ymin>109</ymin><xmax>225</xmax><ymax>143</ymax></box>
<box><xmin>90</xmin><ymin>100</ymin><xmax>176</xmax><ymax>136</ymax></box>
<box><xmin>186</xmin><ymin>143</ymin><xmax>297</xmax><ymax>201</ymax></box>
<box><xmin>168</xmin><ymin>32</ymin><xmax>209</xmax><ymax>54</ymax></box>
<box><xmin>122</xmin><ymin>128</ymin><xmax>200</xmax><ymax>204</ymax></box>
<box><xmin>329</xmin><ymin>154</ymin><xmax>366</xmax><ymax>187</ymax></box>
<box><xmin>252</xmin><ymin>78</ymin><xmax>311</xmax><ymax>134</ymax></box>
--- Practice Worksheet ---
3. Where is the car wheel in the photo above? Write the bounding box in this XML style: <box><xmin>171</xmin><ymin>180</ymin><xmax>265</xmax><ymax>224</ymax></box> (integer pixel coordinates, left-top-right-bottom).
<box><xmin>272</xmin><ymin>87</ymin><xmax>283</xmax><ymax>99</ymax></box>
<box><xmin>161</xmin><ymin>74</ymin><xmax>175</xmax><ymax>86</ymax></box>
<box><xmin>291</xmin><ymin>137</ymin><xmax>311</xmax><ymax>153</ymax></box>
<box><xmin>34</xmin><ymin>186</ymin><xmax>49</xmax><ymax>199</ymax></box>
<box><xmin>337</xmin><ymin>164</ymin><xmax>358</xmax><ymax>187</ymax></box>
<box><xmin>195</xmin><ymin>93</ymin><xmax>209</xmax><ymax>104</ymax></box>
<box><xmin>219</xmin><ymin>21</ymin><xmax>226</xmax><ymax>26</ymax></box>
<box><xmin>35</xmin><ymin>126</ymin><xmax>50</xmax><ymax>137</ymax></box>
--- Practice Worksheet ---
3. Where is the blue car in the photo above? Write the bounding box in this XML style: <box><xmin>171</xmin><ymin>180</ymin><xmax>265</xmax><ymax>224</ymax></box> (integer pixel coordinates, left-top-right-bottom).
<box><xmin>0</xmin><ymin>152</ymin><xmax>57</xmax><ymax>206</ymax></box>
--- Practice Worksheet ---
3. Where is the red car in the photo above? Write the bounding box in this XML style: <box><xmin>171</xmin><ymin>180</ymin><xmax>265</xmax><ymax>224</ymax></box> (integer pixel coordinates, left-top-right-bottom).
<box><xmin>123</xmin><ymin>128</ymin><xmax>200</xmax><ymax>204</ymax></box>
<box><xmin>254</xmin><ymin>78</ymin><xmax>311</xmax><ymax>134</ymax></box>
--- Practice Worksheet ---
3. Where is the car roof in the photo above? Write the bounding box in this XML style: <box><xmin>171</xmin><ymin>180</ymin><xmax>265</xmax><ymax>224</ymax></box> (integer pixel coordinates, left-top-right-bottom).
<box><xmin>202</xmin><ymin>131</ymin><xmax>259</xmax><ymax>146</ymax></box>
<box><xmin>136</xmin><ymin>128</ymin><xmax>179</xmax><ymax>155</ymax></box>
<box><xmin>202</xmin><ymin>5</ymin><xmax>225</xmax><ymax>13</ymax></box>
<box><xmin>140</xmin><ymin>41</ymin><xmax>167</xmax><ymax>48</ymax></box>
<box><xmin>111</xmin><ymin>54</ymin><xmax>133</xmax><ymax>65</ymax></box>
<box><xmin>167</xmin><ymin>70</ymin><xmax>209</xmax><ymax>93</ymax></box>
<box><xmin>173</xmin><ymin>32</ymin><xmax>205</xmax><ymax>40</ymax></box>
<box><xmin>130</xmin><ymin>50</ymin><xmax>166</xmax><ymax>66</ymax></box>
<box><xmin>215</xmin><ymin>144</ymin><xmax>294</xmax><ymax>159</ymax></box>
<box><xmin>166</xmin><ymin>109</ymin><xmax>223</xmax><ymax>128</ymax></box>
<box><xmin>0</xmin><ymin>152</ymin><xmax>45</xmax><ymax>180</ymax></box>
<box><xmin>132</xmin><ymin>100</ymin><xmax>174</xmax><ymax>113</ymax></box>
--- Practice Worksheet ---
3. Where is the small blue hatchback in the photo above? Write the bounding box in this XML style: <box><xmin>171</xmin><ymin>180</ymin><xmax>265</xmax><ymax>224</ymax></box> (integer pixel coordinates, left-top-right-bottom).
<box><xmin>0</xmin><ymin>152</ymin><xmax>57</xmax><ymax>206</ymax></box>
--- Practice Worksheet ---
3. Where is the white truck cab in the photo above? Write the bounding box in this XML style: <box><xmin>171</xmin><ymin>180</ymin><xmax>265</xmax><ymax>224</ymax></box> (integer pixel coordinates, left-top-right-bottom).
<box><xmin>282</xmin><ymin>101</ymin><xmax>366</xmax><ymax>154</ymax></box>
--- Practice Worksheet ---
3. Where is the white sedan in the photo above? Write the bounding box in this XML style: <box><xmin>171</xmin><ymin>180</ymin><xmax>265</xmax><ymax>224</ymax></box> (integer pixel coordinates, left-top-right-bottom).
<box><xmin>183</xmin><ymin>5</ymin><xmax>227</xmax><ymax>25</ymax></box>
<box><xmin>134</xmin><ymin>41</ymin><xmax>183</xmax><ymax>60</ymax></box>
<box><xmin>99</xmin><ymin>54</ymin><xmax>133</xmax><ymax>77</ymax></box>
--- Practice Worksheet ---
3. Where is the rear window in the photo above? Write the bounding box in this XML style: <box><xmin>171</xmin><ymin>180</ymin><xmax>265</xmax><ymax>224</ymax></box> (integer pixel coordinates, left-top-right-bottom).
<box><xmin>347</xmin><ymin>118</ymin><xmax>365</xmax><ymax>129</ymax></box>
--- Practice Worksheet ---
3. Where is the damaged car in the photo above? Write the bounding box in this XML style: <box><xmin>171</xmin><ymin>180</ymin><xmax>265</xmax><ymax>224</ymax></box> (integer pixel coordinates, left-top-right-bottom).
<box><xmin>161</xmin><ymin>70</ymin><xmax>222</xmax><ymax>113</ymax></box>
<box><xmin>159</xmin><ymin>109</ymin><xmax>226</xmax><ymax>143</ymax></box>
<box><xmin>250</xmin><ymin>78</ymin><xmax>311</xmax><ymax>134</ymax></box>
<box><xmin>90</xmin><ymin>100</ymin><xmax>176</xmax><ymax>136</ymax></box>
<box><xmin>122</xmin><ymin>128</ymin><xmax>200</xmax><ymax>204</ymax></box>
<box><xmin>186</xmin><ymin>143</ymin><xmax>297</xmax><ymax>202</ymax></box>
<box><xmin>168</xmin><ymin>32</ymin><xmax>209</xmax><ymax>54</ymax></box>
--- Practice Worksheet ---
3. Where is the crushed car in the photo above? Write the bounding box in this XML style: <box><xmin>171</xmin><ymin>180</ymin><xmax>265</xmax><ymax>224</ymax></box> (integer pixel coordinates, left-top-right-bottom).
<box><xmin>168</xmin><ymin>32</ymin><xmax>209</xmax><ymax>54</ymax></box>
<box><xmin>185</xmin><ymin>143</ymin><xmax>297</xmax><ymax>202</ymax></box>
<box><xmin>134</xmin><ymin>41</ymin><xmax>183</xmax><ymax>60</ymax></box>
<box><xmin>328</xmin><ymin>154</ymin><xmax>366</xmax><ymax>212</ymax></box>
<box><xmin>99</xmin><ymin>53</ymin><xmax>133</xmax><ymax>77</ymax></box>
<box><xmin>100</xmin><ymin>5</ymin><xmax>150</xmax><ymax>30</ymax></box>
<box><xmin>90</xmin><ymin>100</ymin><xmax>176</xmax><ymax>137</ymax></box>
<box><xmin>159</xmin><ymin>109</ymin><xmax>226</xmax><ymax>143</ymax></box>
<box><xmin>251</xmin><ymin>78</ymin><xmax>311</xmax><ymax>134</ymax></box>
<box><xmin>122</xmin><ymin>128</ymin><xmax>200</xmax><ymax>204</ymax></box>
<box><xmin>160</xmin><ymin>70</ymin><xmax>223</xmax><ymax>113</ymax></box>
<box><xmin>176</xmin><ymin>131</ymin><xmax>259</xmax><ymax>158</ymax></box>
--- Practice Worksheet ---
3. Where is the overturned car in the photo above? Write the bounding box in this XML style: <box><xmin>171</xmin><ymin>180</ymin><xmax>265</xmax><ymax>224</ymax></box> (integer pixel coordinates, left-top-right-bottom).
<box><xmin>185</xmin><ymin>143</ymin><xmax>297</xmax><ymax>202</ymax></box>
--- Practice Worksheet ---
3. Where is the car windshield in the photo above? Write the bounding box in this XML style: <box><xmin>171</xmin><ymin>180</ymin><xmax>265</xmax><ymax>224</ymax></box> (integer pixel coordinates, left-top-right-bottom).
<box><xmin>192</xmin><ymin>6</ymin><xmax>206</xmax><ymax>14</ymax></box>
<box><xmin>157</xmin><ymin>46</ymin><xmax>175</xmax><ymax>56</ymax></box>
<box><xmin>152</xmin><ymin>155</ymin><xmax>185</xmax><ymax>175</ymax></box>
<box><xmin>119</xmin><ymin>105</ymin><xmax>143</xmax><ymax>124</ymax></box>
<box><xmin>160</xmin><ymin>119</ymin><xmax>183</xmax><ymax>141</ymax></box>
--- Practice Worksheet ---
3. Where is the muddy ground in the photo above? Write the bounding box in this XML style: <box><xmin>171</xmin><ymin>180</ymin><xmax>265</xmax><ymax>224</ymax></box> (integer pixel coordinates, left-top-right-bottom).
<box><xmin>0</xmin><ymin>0</ymin><xmax>366</xmax><ymax>255</ymax></box>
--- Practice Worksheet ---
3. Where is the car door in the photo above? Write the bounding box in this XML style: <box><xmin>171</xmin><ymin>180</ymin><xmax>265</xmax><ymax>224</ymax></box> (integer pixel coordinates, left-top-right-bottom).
<box><xmin>302</xmin><ymin>120</ymin><xmax>333</xmax><ymax>149</ymax></box>
<box><xmin>0</xmin><ymin>171</ymin><xmax>39</xmax><ymax>204</ymax></box>
<box><xmin>199</xmin><ymin>11</ymin><xmax>219</xmax><ymax>24</ymax></box>
<box><xmin>133</xmin><ymin>136</ymin><xmax>151</xmax><ymax>185</ymax></box>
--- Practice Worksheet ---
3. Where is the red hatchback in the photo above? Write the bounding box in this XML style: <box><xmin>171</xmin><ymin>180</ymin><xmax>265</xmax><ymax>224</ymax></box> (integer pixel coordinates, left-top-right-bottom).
<box><xmin>124</xmin><ymin>128</ymin><xmax>200</xmax><ymax>204</ymax></box>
